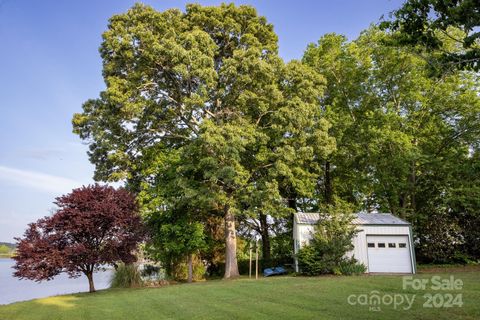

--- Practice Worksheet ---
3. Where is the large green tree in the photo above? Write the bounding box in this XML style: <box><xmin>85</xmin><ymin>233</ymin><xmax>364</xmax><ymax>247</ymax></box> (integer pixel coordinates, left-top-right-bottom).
<box><xmin>73</xmin><ymin>3</ymin><xmax>333</xmax><ymax>278</ymax></box>
<box><xmin>304</xmin><ymin>29</ymin><xmax>480</xmax><ymax>262</ymax></box>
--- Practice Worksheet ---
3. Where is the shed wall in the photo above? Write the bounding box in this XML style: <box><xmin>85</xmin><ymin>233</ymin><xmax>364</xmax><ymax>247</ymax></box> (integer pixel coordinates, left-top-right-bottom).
<box><xmin>293</xmin><ymin>221</ymin><xmax>414</xmax><ymax>273</ymax></box>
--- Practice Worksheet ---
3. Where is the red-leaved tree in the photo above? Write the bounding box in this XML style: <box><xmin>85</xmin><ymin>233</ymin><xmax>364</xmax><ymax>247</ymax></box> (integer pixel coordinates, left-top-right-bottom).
<box><xmin>13</xmin><ymin>184</ymin><xmax>145</xmax><ymax>292</ymax></box>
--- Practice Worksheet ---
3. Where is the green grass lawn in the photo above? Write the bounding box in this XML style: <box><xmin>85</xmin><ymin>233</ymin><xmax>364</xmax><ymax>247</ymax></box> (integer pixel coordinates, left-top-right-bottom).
<box><xmin>1</xmin><ymin>269</ymin><xmax>479</xmax><ymax>320</ymax></box>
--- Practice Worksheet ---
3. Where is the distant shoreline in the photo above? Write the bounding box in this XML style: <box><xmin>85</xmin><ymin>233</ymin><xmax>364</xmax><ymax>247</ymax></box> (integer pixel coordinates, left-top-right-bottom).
<box><xmin>0</xmin><ymin>243</ymin><xmax>16</xmax><ymax>258</ymax></box>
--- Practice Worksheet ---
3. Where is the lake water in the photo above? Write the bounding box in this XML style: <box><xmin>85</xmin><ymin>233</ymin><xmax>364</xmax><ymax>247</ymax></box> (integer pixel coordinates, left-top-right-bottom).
<box><xmin>0</xmin><ymin>258</ymin><xmax>113</xmax><ymax>305</ymax></box>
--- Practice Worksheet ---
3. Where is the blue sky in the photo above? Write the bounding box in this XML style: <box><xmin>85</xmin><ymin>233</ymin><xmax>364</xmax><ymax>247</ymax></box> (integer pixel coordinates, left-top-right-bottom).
<box><xmin>0</xmin><ymin>0</ymin><xmax>403</xmax><ymax>242</ymax></box>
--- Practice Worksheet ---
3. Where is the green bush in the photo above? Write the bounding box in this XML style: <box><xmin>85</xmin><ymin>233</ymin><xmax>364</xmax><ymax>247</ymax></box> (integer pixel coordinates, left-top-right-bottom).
<box><xmin>170</xmin><ymin>255</ymin><xmax>206</xmax><ymax>281</ymax></box>
<box><xmin>333</xmin><ymin>258</ymin><xmax>366</xmax><ymax>275</ymax></box>
<box><xmin>451</xmin><ymin>252</ymin><xmax>475</xmax><ymax>265</ymax></box>
<box><xmin>297</xmin><ymin>205</ymin><xmax>357</xmax><ymax>276</ymax></box>
<box><xmin>110</xmin><ymin>263</ymin><xmax>143</xmax><ymax>288</ymax></box>
<box><xmin>298</xmin><ymin>242</ymin><xmax>358</xmax><ymax>275</ymax></box>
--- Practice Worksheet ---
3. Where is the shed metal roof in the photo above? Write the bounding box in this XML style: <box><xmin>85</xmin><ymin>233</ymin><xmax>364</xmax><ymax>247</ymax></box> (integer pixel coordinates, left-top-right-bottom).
<box><xmin>295</xmin><ymin>212</ymin><xmax>410</xmax><ymax>225</ymax></box>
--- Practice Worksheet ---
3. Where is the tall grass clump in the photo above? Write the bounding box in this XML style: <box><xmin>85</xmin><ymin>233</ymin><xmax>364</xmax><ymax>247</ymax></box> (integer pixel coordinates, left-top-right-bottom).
<box><xmin>110</xmin><ymin>263</ymin><xmax>143</xmax><ymax>288</ymax></box>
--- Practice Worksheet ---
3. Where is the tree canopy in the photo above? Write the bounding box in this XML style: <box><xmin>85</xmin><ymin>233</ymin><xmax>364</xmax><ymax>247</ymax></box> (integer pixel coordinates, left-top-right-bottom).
<box><xmin>303</xmin><ymin>28</ymin><xmax>480</xmax><ymax>262</ymax></box>
<box><xmin>72</xmin><ymin>3</ymin><xmax>480</xmax><ymax>275</ymax></box>
<box><xmin>73</xmin><ymin>3</ymin><xmax>334</xmax><ymax>278</ymax></box>
<box><xmin>381</xmin><ymin>0</ymin><xmax>480</xmax><ymax>72</ymax></box>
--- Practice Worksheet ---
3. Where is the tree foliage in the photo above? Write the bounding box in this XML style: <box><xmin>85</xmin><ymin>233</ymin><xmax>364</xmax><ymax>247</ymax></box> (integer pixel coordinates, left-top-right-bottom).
<box><xmin>13</xmin><ymin>184</ymin><xmax>145</xmax><ymax>292</ymax></box>
<box><xmin>381</xmin><ymin>0</ymin><xmax>480</xmax><ymax>71</ymax></box>
<box><xmin>73</xmin><ymin>3</ymin><xmax>334</xmax><ymax>278</ymax></box>
<box><xmin>0</xmin><ymin>245</ymin><xmax>11</xmax><ymax>255</ymax></box>
<box><xmin>144</xmin><ymin>208</ymin><xmax>207</xmax><ymax>281</ymax></box>
<box><xmin>303</xmin><ymin>29</ymin><xmax>480</xmax><ymax>263</ymax></box>
<box><xmin>70</xmin><ymin>3</ymin><xmax>480</xmax><ymax>272</ymax></box>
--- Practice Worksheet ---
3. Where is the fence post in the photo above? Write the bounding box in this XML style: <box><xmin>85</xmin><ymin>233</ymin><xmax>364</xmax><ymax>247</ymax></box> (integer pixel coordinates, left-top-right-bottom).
<box><xmin>249</xmin><ymin>243</ymin><xmax>252</xmax><ymax>279</ymax></box>
<box><xmin>255</xmin><ymin>241</ymin><xmax>259</xmax><ymax>280</ymax></box>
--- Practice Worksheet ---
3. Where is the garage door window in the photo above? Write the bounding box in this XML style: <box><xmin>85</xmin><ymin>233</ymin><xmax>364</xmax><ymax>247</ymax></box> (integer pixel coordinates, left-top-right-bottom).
<box><xmin>388</xmin><ymin>243</ymin><xmax>396</xmax><ymax>248</ymax></box>
<box><xmin>367</xmin><ymin>243</ymin><xmax>375</xmax><ymax>248</ymax></box>
<box><xmin>399</xmin><ymin>243</ymin><xmax>407</xmax><ymax>248</ymax></box>
<box><xmin>378</xmin><ymin>243</ymin><xmax>386</xmax><ymax>248</ymax></box>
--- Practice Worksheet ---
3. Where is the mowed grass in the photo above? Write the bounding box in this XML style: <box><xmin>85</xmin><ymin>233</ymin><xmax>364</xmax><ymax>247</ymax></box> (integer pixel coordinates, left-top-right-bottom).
<box><xmin>0</xmin><ymin>269</ymin><xmax>479</xmax><ymax>320</ymax></box>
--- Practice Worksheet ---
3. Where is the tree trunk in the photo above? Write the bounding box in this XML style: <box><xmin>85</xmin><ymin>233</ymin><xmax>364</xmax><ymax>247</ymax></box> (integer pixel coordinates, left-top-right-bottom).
<box><xmin>409</xmin><ymin>160</ymin><xmax>416</xmax><ymax>213</ymax></box>
<box><xmin>187</xmin><ymin>253</ymin><xmax>193</xmax><ymax>283</ymax></box>
<box><xmin>224</xmin><ymin>204</ymin><xmax>239</xmax><ymax>279</ymax></box>
<box><xmin>287</xmin><ymin>196</ymin><xmax>297</xmax><ymax>255</ymax></box>
<box><xmin>287</xmin><ymin>197</ymin><xmax>297</xmax><ymax>211</ymax></box>
<box><xmin>259</xmin><ymin>213</ymin><xmax>271</xmax><ymax>261</ymax></box>
<box><xmin>324</xmin><ymin>161</ymin><xmax>333</xmax><ymax>204</ymax></box>
<box><xmin>387</xmin><ymin>196</ymin><xmax>397</xmax><ymax>217</ymax></box>
<box><xmin>398</xmin><ymin>193</ymin><xmax>406</xmax><ymax>218</ymax></box>
<box><xmin>86</xmin><ymin>272</ymin><xmax>95</xmax><ymax>293</ymax></box>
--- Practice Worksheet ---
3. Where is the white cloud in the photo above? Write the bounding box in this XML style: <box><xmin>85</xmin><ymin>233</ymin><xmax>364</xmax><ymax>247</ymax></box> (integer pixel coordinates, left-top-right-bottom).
<box><xmin>0</xmin><ymin>165</ymin><xmax>81</xmax><ymax>194</ymax></box>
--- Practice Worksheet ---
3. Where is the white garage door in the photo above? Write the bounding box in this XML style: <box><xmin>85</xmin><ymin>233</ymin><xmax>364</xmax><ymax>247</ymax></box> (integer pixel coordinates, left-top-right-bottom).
<box><xmin>366</xmin><ymin>235</ymin><xmax>412</xmax><ymax>273</ymax></box>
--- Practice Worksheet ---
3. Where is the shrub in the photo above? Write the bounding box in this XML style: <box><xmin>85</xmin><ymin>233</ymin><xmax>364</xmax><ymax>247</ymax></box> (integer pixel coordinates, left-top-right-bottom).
<box><xmin>297</xmin><ymin>245</ymin><xmax>332</xmax><ymax>275</ymax></box>
<box><xmin>297</xmin><ymin>204</ymin><xmax>357</xmax><ymax>276</ymax></box>
<box><xmin>171</xmin><ymin>256</ymin><xmax>206</xmax><ymax>281</ymax></box>
<box><xmin>451</xmin><ymin>252</ymin><xmax>475</xmax><ymax>265</ymax></box>
<box><xmin>333</xmin><ymin>258</ymin><xmax>366</xmax><ymax>275</ymax></box>
<box><xmin>110</xmin><ymin>263</ymin><xmax>143</xmax><ymax>288</ymax></box>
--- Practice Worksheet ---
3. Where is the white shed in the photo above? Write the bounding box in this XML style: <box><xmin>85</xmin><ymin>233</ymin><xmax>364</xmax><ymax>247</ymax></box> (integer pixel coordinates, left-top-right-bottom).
<box><xmin>293</xmin><ymin>212</ymin><xmax>416</xmax><ymax>274</ymax></box>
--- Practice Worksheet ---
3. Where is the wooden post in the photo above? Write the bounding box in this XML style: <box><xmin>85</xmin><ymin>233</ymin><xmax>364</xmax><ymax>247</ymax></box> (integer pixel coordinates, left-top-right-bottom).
<box><xmin>249</xmin><ymin>243</ymin><xmax>252</xmax><ymax>279</ymax></box>
<box><xmin>187</xmin><ymin>254</ymin><xmax>193</xmax><ymax>283</ymax></box>
<box><xmin>255</xmin><ymin>241</ymin><xmax>259</xmax><ymax>280</ymax></box>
